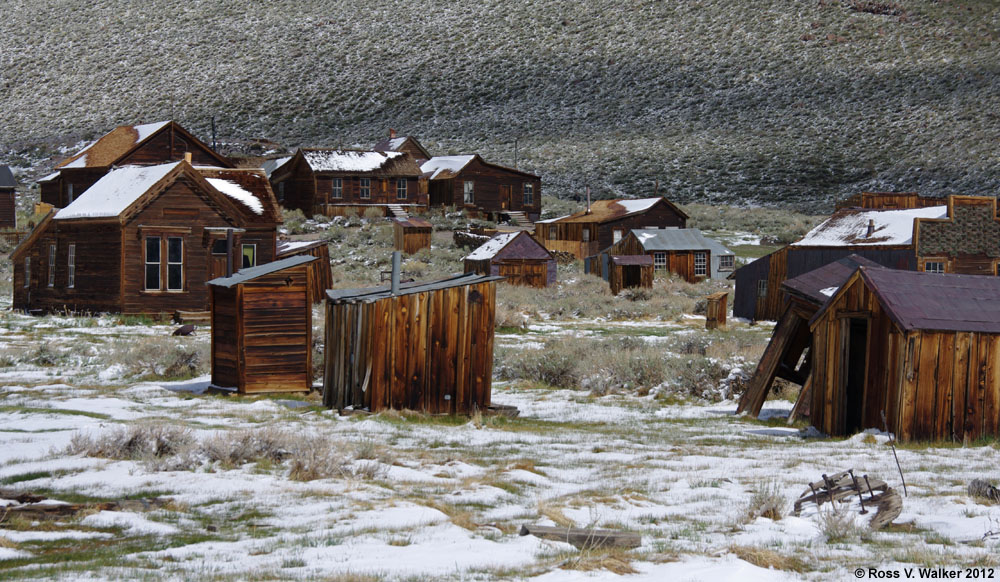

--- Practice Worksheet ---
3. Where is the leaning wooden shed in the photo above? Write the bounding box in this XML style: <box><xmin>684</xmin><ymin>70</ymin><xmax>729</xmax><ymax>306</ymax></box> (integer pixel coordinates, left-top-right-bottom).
<box><xmin>608</xmin><ymin>255</ymin><xmax>653</xmax><ymax>295</ymax></box>
<box><xmin>324</xmin><ymin>273</ymin><xmax>502</xmax><ymax>414</ymax></box>
<box><xmin>208</xmin><ymin>255</ymin><xmax>317</xmax><ymax>394</ymax></box>
<box><xmin>276</xmin><ymin>239</ymin><xmax>332</xmax><ymax>303</ymax></box>
<box><xmin>392</xmin><ymin>217</ymin><xmax>433</xmax><ymax>254</ymax></box>
<box><xmin>810</xmin><ymin>266</ymin><xmax>1000</xmax><ymax>441</ymax></box>
<box><xmin>463</xmin><ymin>231</ymin><xmax>556</xmax><ymax>288</ymax></box>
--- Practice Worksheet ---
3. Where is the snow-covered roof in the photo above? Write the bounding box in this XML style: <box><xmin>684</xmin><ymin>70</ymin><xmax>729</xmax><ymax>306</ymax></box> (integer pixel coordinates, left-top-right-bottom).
<box><xmin>302</xmin><ymin>150</ymin><xmax>402</xmax><ymax>172</ymax></box>
<box><xmin>618</xmin><ymin>199</ymin><xmax>660</xmax><ymax>214</ymax></box>
<box><xmin>420</xmin><ymin>155</ymin><xmax>475</xmax><ymax>180</ymax></box>
<box><xmin>54</xmin><ymin>163</ymin><xmax>180</xmax><ymax>220</ymax></box>
<box><xmin>37</xmin><ymin>172</ymin><xmax>60</xmax><ymax>183</ymax></box>
<box><xmin>792</xmin><ymin>206</ymin><xmax>947</xmax><ymax>247</ymax></box>
<box><xmin>277</xmin><ymin>240</ymin><xmax>324</xmax><ymax>255</ymax></box>
<box><xmin>540</xmin><ymin>198</ymin><xmax>678</xmax><ymax>224</ymax></box>
<box><xmin>206</xmin><ymin>178</ymin><xmax>264</xmax><ymax>215</ymax></box>
<box><xmin>535</xmin><ymin>214</ymin><xmax>571</xmax><ymax>224</ymax></box>
<box><xmin>464</xmin><ymin>232</ymin><xmax>520</xmax><ymax>261</ymax></box>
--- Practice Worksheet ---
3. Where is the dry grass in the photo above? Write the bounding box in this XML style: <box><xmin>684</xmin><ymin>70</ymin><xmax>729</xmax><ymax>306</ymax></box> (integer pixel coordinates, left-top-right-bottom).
<box><xmin>729</xmin><ymin>545</ymin><xmax>808</xmax><ymax>573</ymax></box>
<box><xmin>0</xmin><ymin>536</ymin><xmax>18</xmax><ymax>549</ymax></box>
<box><xmin>559</xmin><ymin>548</ymin><xmax>638</xmax><ymax>575</ymax></box>
<box><xmin>745</xmin><ymin>480</ymin><xmax>787</xmax><ymax>522</ymax></box>
<box><xmin>538</xmin><ymin>501</ymin><xmax>574</xmax><ymax>528</ymax></box>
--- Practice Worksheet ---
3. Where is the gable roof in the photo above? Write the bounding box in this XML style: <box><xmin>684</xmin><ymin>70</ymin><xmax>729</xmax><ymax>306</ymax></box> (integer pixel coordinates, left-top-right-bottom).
<box><xmin>630</xmin><ymin>228</ymin><xmax>733</xmax><ymax>254</ymax></box>
<box><xmin>420</xmin><ymin>154</ymin><xmax>540</xmax><ymax>181</ymax></box>
<box><xmin>197</xmin><ymin>167</ymin><xmax>282</xmax><ymax>224</ymax></box>
<box><xmin>0</xmin><ymin>165</ymin><xmax>15</xmax><ymax>189</ymax></box>
<box><xmin>465</xmin><ymin>231</ymin><xmax>553</xmax><ymax>262</ymax></box>
<box><xmin>299</xmin><ymin>149</ymin><xmax>421</xmax><ymax>177</ymax></box>
<box><xmin>207</xmin><ymin>255</ymin><xmax>316</xmax><ymax>288</ymax></box>
<box><xmin>54</xmin><ymin>163</ymin><xmax>181</xmax><ymax>220</ymax></box>
<box><xmin>10</xmin><ymin>210</ymin><xmax>54</xmax><ymax>260</ymax></box>
<box><xmin>373</xmin><ymin>135</ymin><xmax>431</xmax><ymax>160</ymax></box>
<box><xmin>261</xmin><ymin>156</ymin><xmax>293</xmax><ymax>178</ymax></box>
<box><xmin>55</xmin><ymin>121</ymin><xmax>231</xmax><ymax>170</ymax></box>
<box><xmin>541</xmin><ymin>197</ymin><xmax>688</xmax><ymax>224</ymax></box>
<box><xmin>815</xmin><ymin>267</ymin><xmax>1000</xmax><ymax>333</ymax></box>
<box><xmin>781</xmin><ymin>254</ymin><xmax>883</xmax><ymax>306</ymax></box>
<box><xmin>792</xmin><ymin>206</ymin><xmax>947</xmax><ymax>247</ymax></box>
<box><xmin>465</xmin><ymin>232</ymin><xmax>519</xmax><ymax>261</ymax></box>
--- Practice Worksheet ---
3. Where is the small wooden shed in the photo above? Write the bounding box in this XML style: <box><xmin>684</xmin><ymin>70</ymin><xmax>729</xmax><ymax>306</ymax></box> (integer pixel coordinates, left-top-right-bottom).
<box><xmin>276</xmin><ymin>239</ymin><xmax>332</xmax><ymax>303</ymax></box>
<box><xmin>208</xmin><ymin>255</ymin><xmax>317</xmax><ymax>394</ymax></box>
<box><xmin>608</xmin><ymin>255</ymin><xmax>653</xmax><ymax>295</ymax></box>
<box><xmin>463</xmin><ymin>231</ymin><xmax>557</xmax><ymax>288</ymax></box>
<box><xmin>705</xmin><ymin>292</ymin><xmax>729</xmax><ymax>330</ymax></box>
<box><xmin>809</xmin><ymin>266</ymin><xmax>1000</xmax><ymax>441</ymax></box>
<box><xmin>323</xmin><ymin>273</ymin><xmax>502</xmax><ymax>414</ymax></box>
<box><xmin>392</xmin><ymin>217</ymin><xmax>433</xmax><ymax>254</ymax></box>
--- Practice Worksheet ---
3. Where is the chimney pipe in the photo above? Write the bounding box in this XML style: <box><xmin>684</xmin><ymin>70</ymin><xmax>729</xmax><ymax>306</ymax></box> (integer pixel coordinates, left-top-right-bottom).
<box><xmin>586</xmin><ymin>186</ymin><xmax>591</xmax><ymax>214</ymax></box>
<box><xmin>391</xmin><ymin>251</ymin><xmax>401</xmax><ymax>295</ymax></box>
<box><xmin>866</xmin><ymin>219</ymin><xmax>875</xmax><ymax>238</ymax></box>
<box><xmin>184</xmin><ymin>151</ymin><xmax>192</xmax><ymax>164</ymax></box>
<box><xmin>225</xmin><ymin>228</ymin><xmax>234</xmax><ymax>277</ymax></box>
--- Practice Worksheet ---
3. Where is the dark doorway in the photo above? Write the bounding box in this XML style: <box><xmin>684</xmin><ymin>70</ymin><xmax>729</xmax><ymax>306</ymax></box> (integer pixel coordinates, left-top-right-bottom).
<box><xmin>622</xmin><ymin>265</ymin><xmax>642</xmax><ymax>289</ymax></box>
<box><xmin>845</xmin><ymin>318</ymin><xmax>869</xmax><ymax>433</ymax></box>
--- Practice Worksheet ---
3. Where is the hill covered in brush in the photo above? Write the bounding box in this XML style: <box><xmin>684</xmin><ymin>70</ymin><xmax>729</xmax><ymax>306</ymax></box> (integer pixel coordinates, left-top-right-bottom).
<box><xmin>0</xmin><ymin>0</ymin><xmax>997</xmax><ymax>209</ymax></box>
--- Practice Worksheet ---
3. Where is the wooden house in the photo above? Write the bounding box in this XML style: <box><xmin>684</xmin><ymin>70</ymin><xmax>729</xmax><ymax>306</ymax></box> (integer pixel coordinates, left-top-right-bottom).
<box><xmin>276</xmin><ymin>239</ymin><xmax>332</xmax><ymax>304</ymax></box>
<box><xmin>421</xmin><ymin>155</ymin><xmax>541</xmax><ymax>224</ymax></box>
<box><xmin>737</xmin><ymin>254</ymin><xmax>884</xmax><ymax>420</ymax></box>
<box><xmin>392</xmin><ymin>217</ymin><xmax>433</xmax><ymax>254</ymax></box>
<box><xmin>585</xmin><ymin>228</ymin><xmax>733</xmax><ymax>283</ymax></box>
<box><xmin>463</xmin><ymin>231</ymin><xmax>556</xmax><ymax>288</ymax></box>
<box><xmin>607</xmin><ymin>255</ymin><xmax>653</xmax><ymax>295</ymax></box>
<box><xmin>373</xmin><ymin>129</ymin><xmax>432</xmax><ymax>163</ymax></box>
<box><xmin>264</xmin><ymin>148</ymin><xmax>425</xmax><ymax>218</ymax></box>
<box><xmin>39</xmin><ymin>121</ymin><xmax>232</xmax><ymax>209</ymax></box>
<box><xmin>733</xmin><ymin>195</ymin><xmax>1000</xmax><ymax>321</ymax></box>
<box><xmin>536</xmin><ymin>198</ymin><xmax>688</xmax><ymax>260</ymax></box>
<box><xmin>809</xmin><ymin>267</ymin><xmax>1000</xmax><ymax>442</ymax></box>
<box><xmin>0</xmin><ymin>165</ymin><xmax>15</xmax><ymax>229</ymax></box>
<box><xmin>323</xmin><ymin>272</ymin><xmax>502</xmax><ymax>414</ymax></box>
<box><xmin>208</xmin><ymin>255</ymin><xmax>316</xmax><ymax>394</ymax></box>
<box><xmin>12</xmin><ymin>161</ymin><xmax>281</xmax><ymax>315</ymax></box>
<box><xmin>836</xmin><ymin>191</ymin><xmax>946</xmax><ymax>211</ymax></box>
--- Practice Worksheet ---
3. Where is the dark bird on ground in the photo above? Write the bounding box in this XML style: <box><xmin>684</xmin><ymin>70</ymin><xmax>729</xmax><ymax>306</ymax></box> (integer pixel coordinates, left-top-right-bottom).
<box><xmin>172</xmin><ymin>324</ymin><xmax>197</xmax><ymax>336</ymax></box>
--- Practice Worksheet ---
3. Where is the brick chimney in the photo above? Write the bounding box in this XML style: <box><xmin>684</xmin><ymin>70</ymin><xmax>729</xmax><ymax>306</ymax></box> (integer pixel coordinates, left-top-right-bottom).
<box><xmin>389</xmin><ymin>128</ymin><xmax>397</xmax><ymax>139</ymax></box>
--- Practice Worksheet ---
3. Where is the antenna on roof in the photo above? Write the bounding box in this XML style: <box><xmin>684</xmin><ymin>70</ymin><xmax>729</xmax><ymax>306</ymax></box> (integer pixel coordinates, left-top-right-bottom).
<box><xmin>655</xmin><ymin>179</ymin><xmax>660</xmax><ymax>195</ymax></box>
<box><xmin>211</xmin><ymin>116</ymin><xmax>217</xmax><ymax>151</ymax></box>
<box><xmin>514</xmin><ymin>138</ymin><xmax>519</xmax><ymax>170</ymax></box>
<box><xmin>586</xmin><ymin>186</ymin><xmax>591</xmax><ymax>215</ymax></box>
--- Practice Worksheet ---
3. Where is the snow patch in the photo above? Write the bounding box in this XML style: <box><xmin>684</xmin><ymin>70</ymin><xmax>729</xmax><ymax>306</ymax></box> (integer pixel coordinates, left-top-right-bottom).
<box><xmin>206</xmin><ymin>178</ymin><xmax>264</xmax><ymax>214</ymax></box>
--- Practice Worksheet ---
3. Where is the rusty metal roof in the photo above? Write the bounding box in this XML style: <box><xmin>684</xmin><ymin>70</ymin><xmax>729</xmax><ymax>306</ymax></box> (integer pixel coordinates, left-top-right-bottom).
<box><xmin>611</xmin><ymin>255</ymin><xmax>653</xmax><ymax>266</ymax></box>
<box><xmin>861</xmin><ymin>267</ymin><xmax>1000</xmax><ymax>333</ymax></box>
<box><xmin>207</xmin><ymin>255</ymin><xmax>316</xmax><ymax>288</ymax></box>
<box><xmin>782</xmin><ymin>254</ymin><xmax>883</xmax><ymax>306</ymax></box>
<box><xmin>392</xmin><ymin>217</ymin><xmax>433</xmax><ymax>229</ymax></box>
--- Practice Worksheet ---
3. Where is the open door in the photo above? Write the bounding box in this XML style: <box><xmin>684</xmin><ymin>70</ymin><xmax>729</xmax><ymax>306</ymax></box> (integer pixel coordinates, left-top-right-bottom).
<box><xmin>499</xmin><ymin>185</ymin><xmax>511</xmax><ymax>210</ymax></box>
<box><xmin>844</xmin><ymin>317</ymin><xmax>869</xmax><ymax>434</ymax></box>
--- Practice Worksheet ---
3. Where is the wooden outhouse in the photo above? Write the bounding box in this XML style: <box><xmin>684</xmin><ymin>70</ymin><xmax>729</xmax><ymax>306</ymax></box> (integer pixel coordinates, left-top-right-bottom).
<box><xmin>809</xmin><ymin>266</ymin><xmax>1000</xmax><ymax>441</ymax></box>
<box><xmin>276</xmin><ymin>239</ymin><xmax>332</xmax><ymax>303</ymax></box>
<box><xmin>392</xmin><ymin>217</ymin><xmax>433</xmax><ymax>254</ymax></box>
<box><xmin>323</xmin><ymin>272</ymin><xmax>501</xmax><ymax>414</ymax></box>
<box><xmin>705</xmin><ymin>292</ymin><xmax>729</xmax><ymax>330</ymax></box>
<box><xmin>608</xmin><ymin>255</ymin><xmax>653</xmax><ymax>295</ymax></box>
<box><xmin>463</xmin><ymin>231</ymin><xmax>556</xmax><ymax>288</ymax></box>
<box><xmin>208</xmin><ymin>255</ymin><xmax>317</xmax><ymax>394</ymax></box>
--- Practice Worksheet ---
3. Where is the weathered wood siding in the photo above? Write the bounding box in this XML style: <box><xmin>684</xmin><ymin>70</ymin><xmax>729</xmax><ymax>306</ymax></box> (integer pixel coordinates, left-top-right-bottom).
<box><xmin>210</xmin><ymin>285</ymin><xmax>240</xmax><ymax>388</ymax></box>
<box><xmin>394</xmin><ymin>223</ymin><xmax>432</xmax><ymax>254</ymax></box>
<box><xmin>434</xmin><ymin>158</ymin><xmax>542</xmax><ymax>220</ymax></box>
<box><xmin>324</xmin><ymin>279</ymin><xmax>497</xmax><ymax>414</ymax></box>
<box><xmin>705</xmin><ymin>291</ymin><xmax>729</xmax><ymax>330</ymax></box>
<box><xmin>0</xmin><ymin>189</ymin><xmax>15</xmax><ymax>229</ymax></box>
<box><xmin>609</xmin><ymin>262</ymin><xmax>653</xmax><ymax>295</ymax></box>
<box><xmin>277</xmin><ymin>243</ymin><xmax>332</xmax><ymax>304</ymax></box>
<box><xmin>119</xmin><ymin>127</ymin><xmax>227</xmax><ymax>168</ymax></box>
<box><xmin>39</xmin><ymin>169</ymin><xmax>107</xmax><ymax>208</ymax></box>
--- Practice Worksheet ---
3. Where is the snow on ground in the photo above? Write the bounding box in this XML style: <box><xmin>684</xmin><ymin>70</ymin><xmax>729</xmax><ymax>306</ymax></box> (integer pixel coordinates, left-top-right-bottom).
<box><xmin>0</xmin><ymin>309</ymin><xmax>998</xmax><ymax>580</ymax></box>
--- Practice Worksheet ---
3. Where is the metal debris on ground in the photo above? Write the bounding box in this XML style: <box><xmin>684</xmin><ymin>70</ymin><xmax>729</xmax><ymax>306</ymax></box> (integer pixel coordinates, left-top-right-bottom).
<box><xmin>793</xmin><ymin>469</ymin><xmax>902</xmax><ymax>530</ymax></box>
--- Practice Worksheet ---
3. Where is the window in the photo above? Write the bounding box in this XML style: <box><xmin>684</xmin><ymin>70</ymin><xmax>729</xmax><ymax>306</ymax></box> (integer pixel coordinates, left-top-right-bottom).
<box><xmin>718</xmin><ymin>255</ymin><xmax>735</xmax><ymax>271</ymax></box>
<box><xmin>67</xmin><ymin>244</ymin><xmax>76</xmax><ymax>288</ymax></box>
<box><xmin>67</xmin><ymin>183</ymin><xmax>74</xmax><ymax>204</ymax></box>
<box><xmin>613</xmin><ymin>229</ymin><xmax>622</xmax><ymax>243</ymax></box>
<box><xmin>360</xmin><ymin>178</ymin><xmax>371</xmax><ymax>199</ymax></box>
<box><xmin>654</xmin><ymin>252</ymin><xmax>666</xmax><ymax>271</ymax></box>
<box><xmin>23</xmin><ymin>257</ymin><xmax>29</xmax><ymax>288</ymax></box>
<box><xmin>277</xmin><ymin>182</ymin><xmax>285</xmax><ymax>204</ymax></box>
<box><xmin>523</xmin><ymin>183</ymin><xmax>534</xmax><ymax>205</ymax></box>
<box><xmin>694</xmin><ymin>252</ymin><xmax>707</xmax><ymax>276</ymax></box>
<box><xmin>211</xmin><ymin>239</ymin><xmax>228</xmax><ymax>255</ymax></box>
<box><xmin>167</xmin><ymin>237</ymin><xmax>183</xmax><ymax>291</ymax></box>
<box><xmin>757</xmin><ymin>279</ymin><xmax>767</xmax><ymax>298</ymax></box>
<box><xmin>581</xmin><ymin>228</ymin><xmax>590</xmax><ymax>242</ymax></box>
<box><xmin>47</xmin><ymin>245</ymin><xmax>56</xmax><ymax>287</ymax></box>
<box><xmin>396</xmin><ymin>178</ymin><xmax>407</xmax><ymax>200</ymax></box>
<box><xmin>549</xmin><ymin>226</ymin><xmax>557</xmax><ymax>240</ymax></box>
<box><xmin>145</xmin><ymin>236</ymin><xmax>161</xmax><ymax>290</ymax></box>
<box><xmin>332</xmin><ymin>178</ymin><xmax>343</xmax><ymax>199</ymax></box>
<box><xmin>242</xmin><ymin>244</ymin><xmax>256</xmax><ymax>269</ymax></box>
<box><xmin>464</xmin><ymin>181</ymin><xmax>474</xmax><ymax>204</ymax></box>
<box><xmin>924</xmin><ymin>261</ymin><xmax>945</xmax><ymax>274</ymax></box>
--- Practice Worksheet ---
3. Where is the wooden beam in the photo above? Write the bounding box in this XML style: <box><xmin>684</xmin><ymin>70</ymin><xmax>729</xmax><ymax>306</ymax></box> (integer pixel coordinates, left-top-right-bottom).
<box><xmin>519</xmin><ymin>524</ymin><xmax>641</xmax><ymax>549</ymax></box>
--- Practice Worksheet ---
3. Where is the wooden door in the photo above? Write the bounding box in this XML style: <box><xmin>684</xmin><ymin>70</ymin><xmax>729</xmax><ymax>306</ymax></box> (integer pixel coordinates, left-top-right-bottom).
<box><xmin>500</xmin><ymin>185</ymin><xmax>511</xmax><ymax>210</ymax></box>
<box><xmin>498</xmin><ymin>263</ymin><xmax>524</xmax><ymax>286</ymax></box>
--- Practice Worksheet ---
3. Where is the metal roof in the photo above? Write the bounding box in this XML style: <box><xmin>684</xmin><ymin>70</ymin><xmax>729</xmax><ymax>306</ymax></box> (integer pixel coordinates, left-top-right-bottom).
<box><xmin>631</xmin><ymin>228</ymin><xmax>733</xmax><ymax>254</ymax></box>
<box><xmin>611</xmin><ymin>255</ymin><xmax>653</xmax><ymax>266</ymax></box>
<box><xmin>326</xmin><ymin>273</ymin><xmax>504</xmax><ymax>304</ymax></box>
<box><xmin>782</xmin><ymin>254</ymin><xmax>883</xmax><ymax>306</ymax></box>
<box><xmin>392</xmin><ymin>217</ymin><xmax>433</xmax><ymax>228</ymax></box>
<box><xmin>207</xmin><ymin>255</ymin><xmax>316</xmax><ymax>288</ymax></box>
<box><xmin>0</xmin><ymin>165</ymin><xmax>15</xmax><ymax>189</ymax></box>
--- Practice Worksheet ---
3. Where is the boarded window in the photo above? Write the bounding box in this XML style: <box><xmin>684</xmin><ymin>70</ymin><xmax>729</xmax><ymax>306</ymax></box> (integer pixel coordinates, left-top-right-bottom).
<box><xmin>654</xmin><ymin>252</ymin><xmax>666</xmax><ymax>271</ymax></box>
<box><xmin>332</xmin><ymin>178</ymin><xmax>343</xmax><ymax>199</ymax></box>
<box><xmin>47</xmin><ymin>244</ymin><xmax>56</xmax><ymax>287</ymax></box>
<box><xmin>360</xmin><ymin>178</ymin><xmax>371</xmax><ymax>199</ymax></box>
<box><xmin>212</xmin><ymin>239</ymin><xmax>228</xmax><ymax>255</ymax></box>
<box><xmin>924</xmin><ymin>261</ymin><xmax>945</xmax><ymax>274</ymax></box>
<box><xmin>242</xmin><ymin>244</ymin><xmax>257</xmax><ymax>269</ymax></box>
<box><xmin>523</xmin><ymin>183</ymin><xmax>534</xmax><ymax>205</ymax></box>
<box><xmin>167</xmin><ymin>237</ymin><xmax>183</xmax><ymax>291</ymax></box>
<box><xmin>145</xmin><ymin>236</ymin><xmax>161</xmax><ymax>290</ymax></box>
<box><xmin>719</xmin><ymin>255</ymin><xmax>734</xmax><ymax>271</ymax></box>
<box><xmin>67</xmin><ymin>244</ymin><xmax>76</xmax><ymax>288</ymax></box>
<box><xmin>694</xmin><ymin>252</ymin><xmax>707</xmax><ymax>276</ymax></box>
<box><xmin>397</xmin><ymin>179</ymin><xmax>407</xmax><ymax>200</ymax></box>
<box><xmin>757</xmin><ymin>279</ymin><xmax>767</xmax><ymax>298</ymax></box>
<box><xmin>464</xmin><ymin>181</ymin><xmax>474</xmax><ymax>204</ymax></box>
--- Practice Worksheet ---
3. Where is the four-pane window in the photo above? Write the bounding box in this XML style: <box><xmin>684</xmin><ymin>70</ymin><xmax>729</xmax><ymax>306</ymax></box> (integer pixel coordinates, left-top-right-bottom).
<box><xmin>67</xmin><ymin>244</ymin><xmax>76</xmax><ymax>288</ymax></box>
<box><xmin>332</xmin><ymin>178</ymin><xmax>343</xmax><ymax>199</ymax></box>
<box><xmin>523</xmin><ymin>184</ymin><xmax>534</xmax><ymax>205</ymax></box>
<box><xmin>360</xmin><ymin>178</ymin><xmax>371</xmax><ymax>199</ymax></box>
<box><xmin>48</xmin><ymin>245</ymin><xmax>56</xmax><ymax>287</ymax></box>
<box><xmin>396</xmin><ymin>179</ymin><xmax>407</xmax><ymax>200</ymax></box>
<box><xmin>464</xmin><ymin>181</ymin><xmax>474</xmax><ymax>204</ymax></box>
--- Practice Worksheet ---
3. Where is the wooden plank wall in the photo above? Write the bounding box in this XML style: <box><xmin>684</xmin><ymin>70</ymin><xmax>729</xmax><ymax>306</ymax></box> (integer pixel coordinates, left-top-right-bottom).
<box><xmin>324</xmin><ymin>280</ymin><xmax>497</xmax><ymax>414</ymax></box>
<box><xmin>609</xmin><ymin>264</ymin><xmax>653</xmax><ymax>295</ymax></box>
<box><xmin>0</xmin><ymin>190</ymin><xmax>15</xmax><ymax>229</ymax></box>
<box><xmin>239</xmin><ymin>268</ymin><xmax>312</xmax><ymax>393</ymax></box>
<box><xmin>210</xmin><ymin>286</ymin><xmax>240</xmax><ymax>389</ymax></box>
<box><xmin>278</xmin><ymin>244</ymin><xmax>332</xmax><ymax>303</ymax></box>
<box><xmin>394</xmin><ymin>225</ymin><xmax>432</xmax><ymax>254</ymax></box>
<box><xmin>705</xmin><ymin>292</ymin><xmax>728</xmax><ymax>330</ymax></box>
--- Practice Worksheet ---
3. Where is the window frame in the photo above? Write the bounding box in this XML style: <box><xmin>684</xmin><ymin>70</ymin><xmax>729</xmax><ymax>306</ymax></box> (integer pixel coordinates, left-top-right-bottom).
<box><xmin>359</xmin><ymin>177</ymin><xmax>371</xmax><ymax>200</ymax></box>
<box><xmin>242</xmin><ymin>244</ymin><xmax>257</xmax><ymax>269</ymax></box>
<box><xmin>653</xmin><ymin>252</ymin><xmax>666</xmax><ymax>271</ymax></box>
<box><xmin>396</xmin><ymin>178</ymin><xmax>407</xmax><ymax>200</ymax></box>
<box><xmin>463</xmin><ymin>181</ymin><xmax>474</xmax><ymax>205</ymax></box>
<box><xmin>144</xmin><ymin>236</ymin><xmax>162</xmax><ymax>291</ymax></box>
<box><xmin>67</xmin><ymin>244</ymin><xmax>76</xmax><ymax>288</ymax></box>
<box><xmin>277</xmin><ymin>181</ymin><xmax>285</xmax><ymax>204</ymax></box>
<box><xmin>166</xmin><ymin>237</ymin><xmax>184</xmax><ymax>291</ymax></box>
<box><xmin>549</xmin><ymin>226</ymin><xmax>557</xmax><ymax>241</ymax></box>
<box><xmin>332</xmin><ymin>177</ymin><xmax>343</xmax><ymax>199</ymax></box>
<box><xmin>67</xmin><ymin>183</ymin><xmax>74</xmax><ymax>204</ymax></box>
<box><xmin>718</xmin><ymin>254</ymin><xmax>735</xmax><ymax>271</ymax></box>
<box><xmin>924</xmin><ymin>261</ymin><xmax>945</xmax><ymax>274</ymax></box>
<box><xmin>523</xmin><ymin>183</ymin><xmax>534</xmax><ymax>205</ymax></box>
<box><xmin>757</xmin><ymin>279</ymin><xmax>767</xmax><ymax>298</ymax></box>
<box><xmin>694</xmin><ymin>252</ymin><xmax>707</xmax><ymax>276</ymax></box>
<box><xmin>613</xmin><ymin>229</ymin><xmax>623</xmax><ymax>244</ymax></box>
<box><xmin>47</xmin><ymin>244</ymin><xmax>56</xmax><ymax>287</ymax></box>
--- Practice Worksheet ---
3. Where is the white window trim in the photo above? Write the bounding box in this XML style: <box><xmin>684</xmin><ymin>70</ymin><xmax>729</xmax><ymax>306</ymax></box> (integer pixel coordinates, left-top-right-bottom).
<box><xmin>47</xmin><ymin>244</ymin><xmax>56</xmax><ymax>287</ymax></box>
<box><xmin>166</xmin><ymin>237</ymin><xmax>184</xmax><ymax>291</ymax></box>
<box><xmin>242</xmin><ymin>244</ymin><xmax>257</xmax><ymax>269</ymax></box>
<box><xmin>463</xmin><ymin>181</ymin><xmax>474</xmax><ymax>204</ymax></box>
<box><xmin>613</xmin><ymin>229</ymin><xmax>622</xmax><ymax>243</ymax></box>
<box><xmin>694</xmin><ymin>252</ymin><xmax>707</xmax><ymax>276</ymax></box>
<box><xmin>924</xmin><ymin>261</ymin><xmax>945</xmax><ymax>274</ymax></box>
<box><xmin>332</xmin><ymin>178</ymin><xmax>343</xmax><ymax>199</ymax></box>
<box><xmin>653</xmin><ymin>252</ymin><xmax>666</xmax><ymax>271</ymax></box>
<box><xmin>523</xmin><ymin>183</ymin><xmax>533</xmax><ymax>205</ymax></box>
<box><xmin>67</xmin><ymin>244</ymin><xmax>76</xmax><ymax>288</ymax></box>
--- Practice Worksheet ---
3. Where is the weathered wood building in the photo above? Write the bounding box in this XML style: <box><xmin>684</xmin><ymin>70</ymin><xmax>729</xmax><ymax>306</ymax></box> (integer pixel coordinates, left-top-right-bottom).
<box><xmin>208</xmin><ymin>255</ymin><xmax>317</xmax><ymax>394</ymax></box>
<box><xmin>464</xmin><ymin>231</ymin><xmax>557</xmax><ymax>288</ymax></box>
<box><xmin>585</xmin><ymin>228</ymin><xmax>733</xmax><ymax>283</ymax></box>
<box><xmin>737</xmin><ymin>254</ymin><xmax>884</xmax><ymax>420</ymax></box>
<box><xmin>810</xmin><ymin>266</ymin><xmax>1000</xmax><ymax>442</ymax></box>
<box><xmin>607</xmin><ymin>255</ymin><xmax>654</xmax><ymax>295</ymax></box>
<box><xmin>276</xmin><ymin>239</ymin><xmax>333</xmax><ymax>304</ymax></box>
<box><xmin>39</xmin><ymin>121</ymin><xmax>233</xmax><ymax>209</ymax></box>
<box><xmin>373</xmin><ymin>130</ymin><xmax>432</xmax><ymax>163</ymax></box>
<box><xmin>12</xmin><ymin>161</ymin><xmax>281</xmax><ymax>314</ymax></box>
<box><xmin>323</xmin><ymin>273</ymin><xmax>501</xmax><ymax>414</ymax></box>
<box><xmin>264</xmin><ymin>148</ymin><xmax>425</xmax><ymax>218</ymax></box>
<box><xmin>421</xmin><ymin>155</ymin><xmax>541</xmax><ymax>224</ymax></box>
<box><xmin>392</xmin><ymin>217</ymin><xmax>433</xmax><ymax>254</ymax></box>
<box><xmin>536</xmin><ymin>198</ymin><xmax>688</xmax><ymax>260</ymax></box>
<box><xmin>0</xmin><ymin>165</ymin><xmax>15</xmax><ymax>229</ymax></box>
<box><xmin>835</xmin><ymin>191</ymin><xmax>946</xmax><ymax>211</ymax></box>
